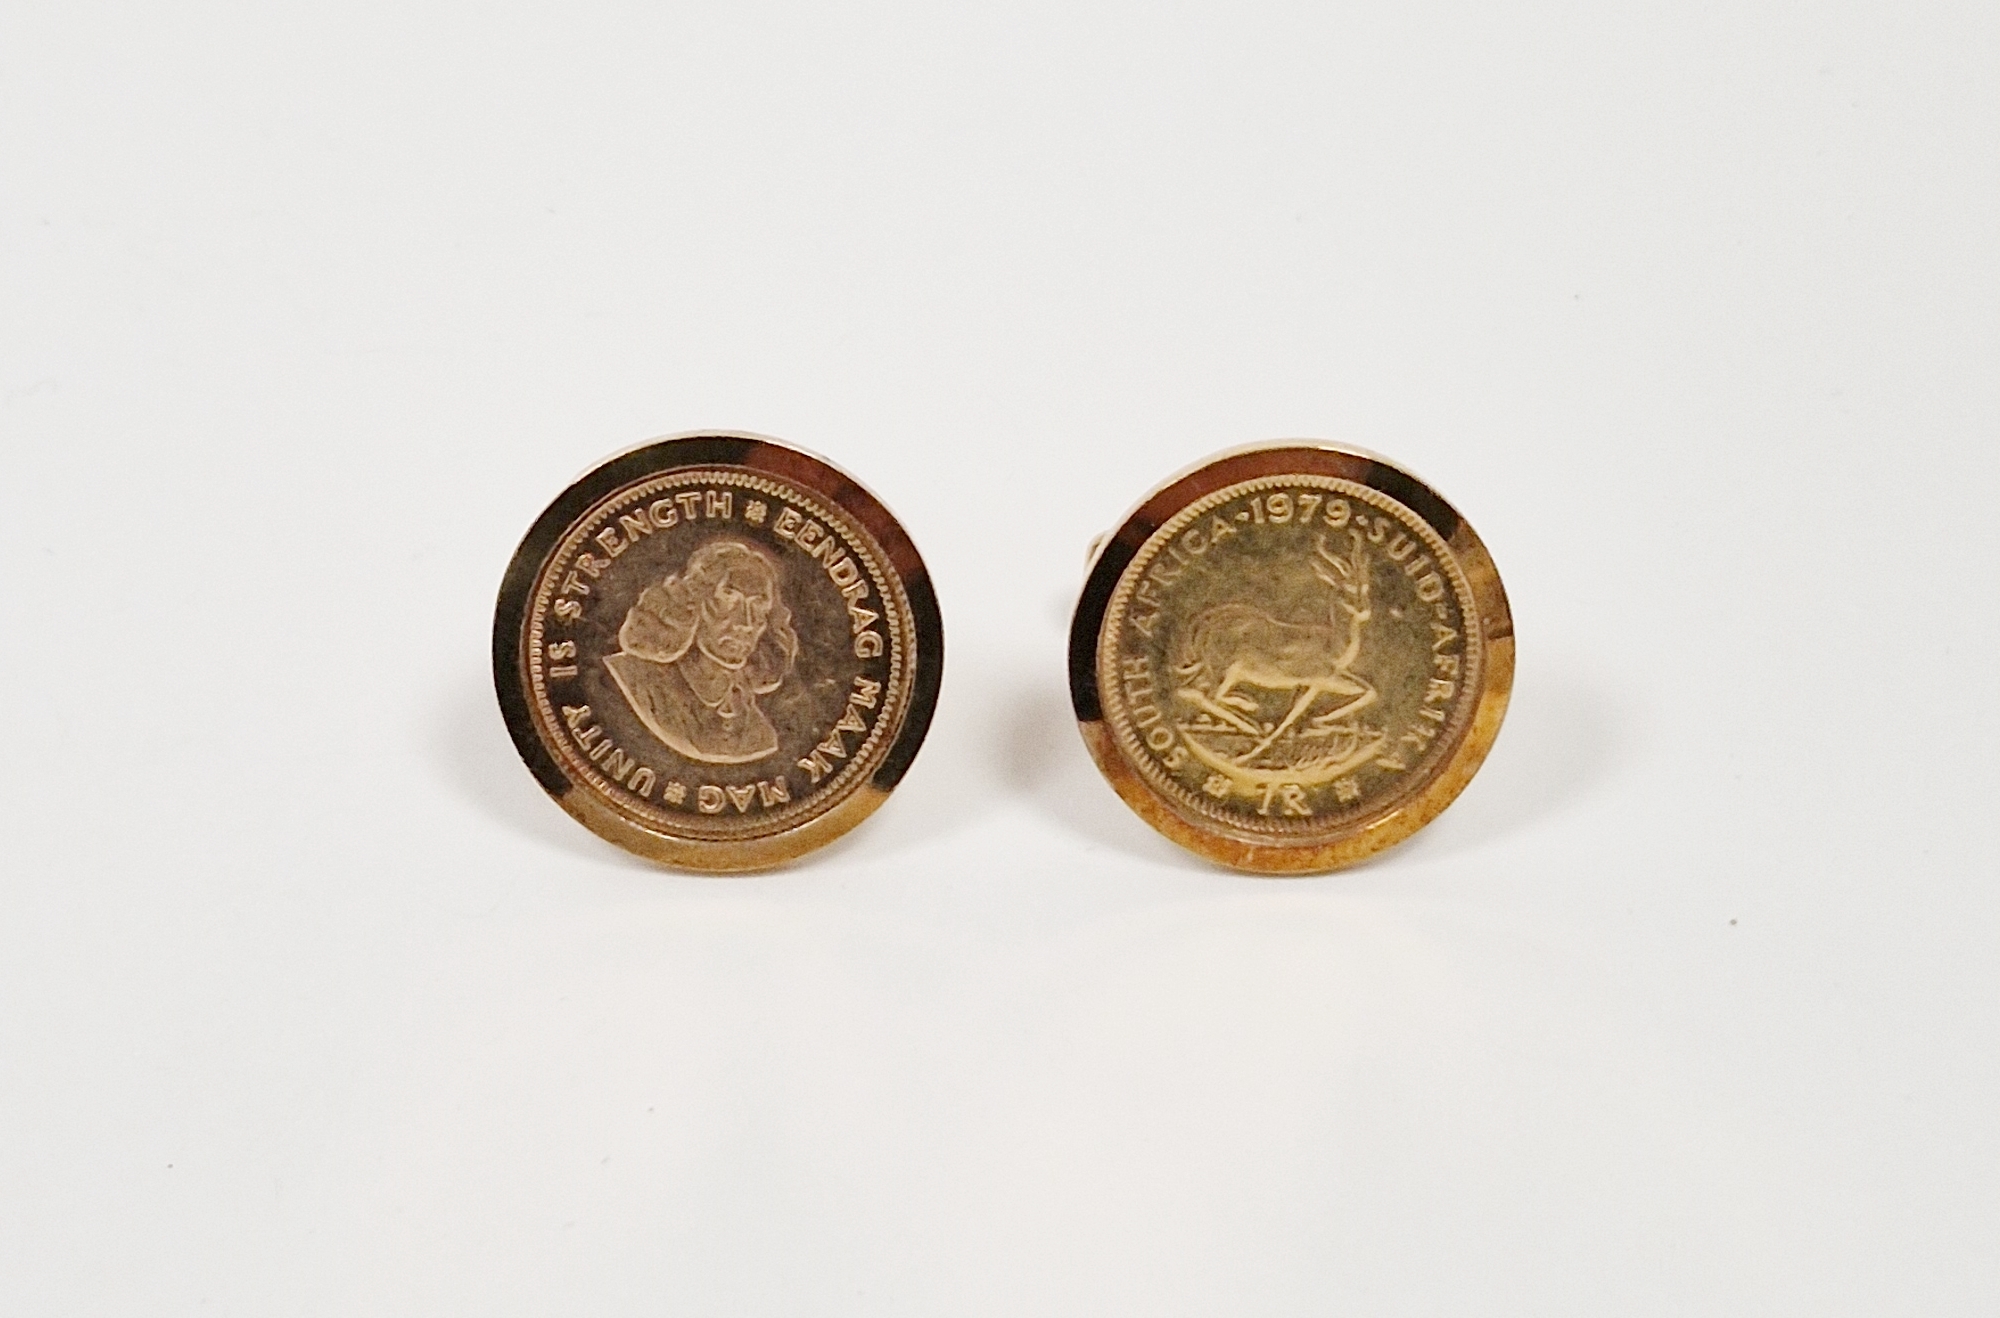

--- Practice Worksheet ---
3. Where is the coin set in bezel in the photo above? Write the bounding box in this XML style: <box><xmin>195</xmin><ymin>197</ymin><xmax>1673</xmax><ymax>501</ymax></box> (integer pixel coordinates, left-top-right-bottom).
<box><xmin>496</xmin><ymin>432</ymin><xmax>1512</xmax><ymax>874</ymax></box>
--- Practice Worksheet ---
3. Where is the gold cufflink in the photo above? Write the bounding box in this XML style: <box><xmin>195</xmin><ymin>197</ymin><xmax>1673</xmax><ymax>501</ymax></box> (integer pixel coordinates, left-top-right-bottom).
<box><xmin>1068</xmin><ymin>441</ymin><xmax>1512</xmax><ymax>873</ymax></box>
<box><xmin>493</xmin><ymin>431</ymin><xmax>943</xmax><ymax>872</ymax></box>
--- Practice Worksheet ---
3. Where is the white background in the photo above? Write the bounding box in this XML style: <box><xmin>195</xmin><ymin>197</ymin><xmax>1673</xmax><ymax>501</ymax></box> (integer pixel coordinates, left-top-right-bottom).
<box><xmin>3</xmin><ymin>2</ymin><xmax>1997</xmax><ymax>1313</ymax></box>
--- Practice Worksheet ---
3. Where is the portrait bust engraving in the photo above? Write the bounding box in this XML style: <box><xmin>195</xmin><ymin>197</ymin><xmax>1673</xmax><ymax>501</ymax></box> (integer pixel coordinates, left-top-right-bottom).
<box><xmin>603</xmin><ymin>539</ymin><xmax>800</xmax><ymax>764</ymax></box>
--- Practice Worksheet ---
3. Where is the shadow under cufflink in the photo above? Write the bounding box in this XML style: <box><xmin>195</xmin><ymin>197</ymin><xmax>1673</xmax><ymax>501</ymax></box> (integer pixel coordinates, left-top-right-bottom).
<box><xmin>805</xmin><ymin>677</ymin><xmax>996</xmax><ymax>868</ymax></box>
<box><xmin>1397</xmin><ymin>658</ymin><xmax>1624</xmax><ymax>863</ymax></box>
<box><xmin>431</xmin><ymin>674</ymin><xmax>654</xmax><ymax>867</ymax></box>
<box><xmin>1000</xmin><ymin>677</ymin><xmax>1215</xmax><ymax>871</ymax></box>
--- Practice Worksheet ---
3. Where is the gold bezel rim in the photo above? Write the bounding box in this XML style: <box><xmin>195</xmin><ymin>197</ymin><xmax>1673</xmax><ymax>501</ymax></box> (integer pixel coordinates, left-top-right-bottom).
<box><xmin>1068</xmin><ymin>441</ymin><xmax>1513</xmax><ymax>875</ymax></box>
<box><xmin>493</xmin><ymin>431</ymin><xmax>944</xmax><ymax>873</ymax></box>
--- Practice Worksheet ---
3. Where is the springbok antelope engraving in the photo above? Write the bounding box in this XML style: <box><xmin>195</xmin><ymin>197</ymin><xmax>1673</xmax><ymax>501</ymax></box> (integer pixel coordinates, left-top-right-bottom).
<box><xmin>1172</xmin><ymin>531</ymin><xmax>1378</xmax><ymax>770</ymax></box>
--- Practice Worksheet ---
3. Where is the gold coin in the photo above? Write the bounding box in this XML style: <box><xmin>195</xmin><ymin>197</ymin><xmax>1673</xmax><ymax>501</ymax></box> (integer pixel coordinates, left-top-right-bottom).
<box><xmin>493</xmin><ymin>432</ymin><xmax>943</xmax><ymax>872</ymax></box>
<box><xmin>1069</xmin><ymin>442</ymin><xmax>1512</xmax><ymax>873</ymax></box>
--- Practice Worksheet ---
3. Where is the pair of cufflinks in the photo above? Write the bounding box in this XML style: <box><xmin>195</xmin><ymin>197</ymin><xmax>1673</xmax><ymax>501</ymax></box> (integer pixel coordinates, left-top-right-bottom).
<box><xmin>494</xmin><ymin>432</ymin><xmax>1512</xmax><ymax>874</ymax></box>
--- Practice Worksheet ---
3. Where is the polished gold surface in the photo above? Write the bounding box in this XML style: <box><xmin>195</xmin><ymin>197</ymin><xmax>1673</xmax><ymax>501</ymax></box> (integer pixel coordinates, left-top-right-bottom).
<box><xmin>1070</xmin><ymin>443</ymin><xmax>1512</xmax><ymax>873</ymax></box>
<box><xmin>494</xmin><ymin>433</ymin><xmax>942</xmax><ymax>872</ymax></box>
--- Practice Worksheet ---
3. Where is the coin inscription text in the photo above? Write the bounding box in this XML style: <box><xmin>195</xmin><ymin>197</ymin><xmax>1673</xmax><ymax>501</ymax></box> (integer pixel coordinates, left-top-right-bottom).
<box><xmin>523</xmin><ymin>469</ymin><xmax>913</xmax><ymax>842</ymax></box>
<box><xmin>1100</xmin><ymin>477</ymin><xmax>1482</xmax><ymax>837</ymax></box>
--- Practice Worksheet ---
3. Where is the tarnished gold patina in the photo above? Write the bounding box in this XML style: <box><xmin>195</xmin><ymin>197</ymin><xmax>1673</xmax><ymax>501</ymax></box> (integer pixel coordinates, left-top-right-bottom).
<box><xmin>1070</xmin><ymin>442</ymin><xmax>1512</xmax><ymax>873</ymax></box>
<box><xmin>495</xmin><ymin>432</ymin><xmax>943</xmax><ymax>872</ymax></box>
